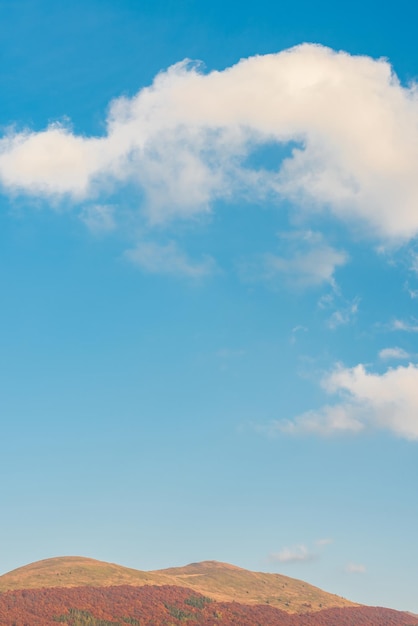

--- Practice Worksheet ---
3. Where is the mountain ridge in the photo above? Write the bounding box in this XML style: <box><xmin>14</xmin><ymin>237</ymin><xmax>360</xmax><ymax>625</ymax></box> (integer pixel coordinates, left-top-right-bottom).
<box><xmin>0</xmin><ymin>555</ymin><xmax>355</xmax><ymax>614</ymax></box>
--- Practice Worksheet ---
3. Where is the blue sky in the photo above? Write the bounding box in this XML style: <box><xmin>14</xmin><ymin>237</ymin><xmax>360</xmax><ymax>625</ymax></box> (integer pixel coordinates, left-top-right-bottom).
<box><xmin>1</xmin><ymin>0</ymin><xmax>418</xmax><ymax>613</ymax></box>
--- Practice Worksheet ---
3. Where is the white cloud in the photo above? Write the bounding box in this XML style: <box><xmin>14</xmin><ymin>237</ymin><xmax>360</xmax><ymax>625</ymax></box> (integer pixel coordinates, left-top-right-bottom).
<box><xmin>263</xmin><ymin>231</ymin><xmax>347</xmax><ymax>287</ymax></box>
<box><xmin>379</xmin><ymin>347</ymin><xmax>410</xmax><ymax>360</ymax></box>
<box><xmin>270</xmin><ymin>545</ymin><xmax>317</xmax><ymax>563</ymax></box>
<box><xmin>240</xmin><ymin>230</ymin><xmax>347</xmax><ymax>288</ymax></box>
<box><xmin>125</xmin><ymin>241</ymin><xmax>215</xmax><ymax>277</ymax></box>
<box><xmin>390</xmin><ymin>318</ymin><xmax>418</xmax><ymax>332</ymax></box>
<box><xmin>262</xmin><ymin>246</ymin><xmax>346</xmax><ymax>286</ymax></box>
<box><xmin>277</xmin><ymin>363</ymin><xmax>418</xmax><ymax>440</ymax></box>
<box><xmin>1</xmin><ymin>45</ymin><xmax>418</xmax><ymax>241</ymax></box>
<box><xmin>345</xmin><ymin>562</ymin><xmax>366</xmax><ymax>574</ymax></box>
<box><xmin>279</xmin><ymin>403</ymin><xmax>365</xmax><ymax>436</ymax></box>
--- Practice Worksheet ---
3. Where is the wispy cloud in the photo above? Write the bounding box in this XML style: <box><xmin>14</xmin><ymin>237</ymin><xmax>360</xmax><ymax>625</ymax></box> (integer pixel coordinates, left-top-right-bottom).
<box><xmin>80</xmin><ymin>204</ymin><xmax>116</xmax><ymax>234</ymax></box>
<box><xmin>270</xmin><ymin>545</ymin><xmax>317</xmax><ymax>563</ymax></box>
<box><xmin>263</xmin><ymin>231</ymin><xmax>347</xmax><ymax>288</ymax></box>
<box><xmin>279</xmin><ymin>403</ymin><xmax>365</xmax><ymax>436</ymax></box>
<box><xmin>290</xmin><ymin>325</ymin><xmax>308</xmax><ymax>344</ymax></box>
<box><xmin>390</xmin><ymin>318</ymin><xmax>418</xmax><ymax>333</ymax></box>
<box><xmin>326</xmin><ymin>298</ymin><xmax>360</xmax><ymax>329</ymax></box>
<box><xmin>275</xmin><ymin>362</ymin><xmax>418</xmax><ymax>440</ymax></box>
<box><xmin>406</xmin><ymin>285</ymin><xmax>418</xmax><ymax>299</ymax></box>
<box><xmin>317</xmin><ymin>290</ymin><xmax>360</xmax><ymax>330</ymax></box>
<box><xmin>2</xmin><ymin>45</ymin><xmax>418</xmax><ymax>244</ymax></box>
<box><xmin>379</xmin><ymin>347</ymin><xmax>410</xmax><ymax>360</ymax></box>
<box><xmin>125</xmin><ymin>241</ymin><xmax>215</xmax><ymax>278</ymax></box>
<box><xmin>240</xmin><ymin>230</ymin><xmax>347</xmax><ymax>290</ymax></box>
<box><xmin>270</xmin><ymin>538</ymin><xmax>332</xmax><ymax>564</ymax></box>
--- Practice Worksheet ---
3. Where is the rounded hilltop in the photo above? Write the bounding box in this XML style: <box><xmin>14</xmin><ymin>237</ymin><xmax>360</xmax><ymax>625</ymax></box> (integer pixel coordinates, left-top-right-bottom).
<box><xmin>0</xmin><ymin>556</ymin><xmax>167</xmax><ymax>592</ymax></box>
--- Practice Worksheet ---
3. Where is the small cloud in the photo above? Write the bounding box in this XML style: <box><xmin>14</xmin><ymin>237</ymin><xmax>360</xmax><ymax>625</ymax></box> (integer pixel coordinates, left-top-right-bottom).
<box><xmin>379</xmin><ymin>347</ymin><xmax>410</xmax><ymax>360</ymax></box>
<box><xmin>290</xmin><ymin>325</ymin><xmax>308</xmax><ymax>344</ymax></box>
<box><xmin>270</xmin><ymin>545</ymin><xmax>317</xmax><ymax>564</ymax></box>
<box><xmin>390</xmin><ymin>318</ymin><xmax>418</xmax><ymax>333</ymax></box>
<box><xmin>292</xmin><ymin>325</ymin><xmax>308</xmax><ymax>333</ymax></box>
<box><xmin>277</xmin><ymin>404</ymin><xmax>364</xmax><ymax>437</ymax></box>
<box><xmin>345</xmin><ymin>562</ymin><xmax>366</xmax><ymax>574</ymax></box>
<box><xmin>327</xmin><ymin>297</ymin><xmax>360</xmax><ymax>329</ymax></box>
<box><xmin>240</xmin><ymin>231</ymin><xmax>347</xmax><ymax>290</ymax></box>
<box><xmin>125</xmin><ymin>240</ymin><xmax>215</xmax><ymax>278</ymax></box>
<box><xmin>318</xmin><ymin>289</ymin><xmax>359</xmax><ymax>330</ymax></box>
<box><xmin>80</xmin><ymin>204</ymin><xmax>116</xmax><ymax>233</ymax></box>
<box><xmin>263</xmin><ymin>231</ymin><xmax>347</xmax><ymax>288</ymax></box>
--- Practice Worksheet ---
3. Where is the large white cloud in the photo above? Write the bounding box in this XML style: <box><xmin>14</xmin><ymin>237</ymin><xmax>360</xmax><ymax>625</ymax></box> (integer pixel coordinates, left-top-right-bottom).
<box><xmin>1</xmin><ymin>44</ymin><xmax>418</xmax><ymax>240</ymax></box>
<box><xmin>279</xmin><ymin>363</ymin><xmax>418</xmax><ymax>440</ymax></box>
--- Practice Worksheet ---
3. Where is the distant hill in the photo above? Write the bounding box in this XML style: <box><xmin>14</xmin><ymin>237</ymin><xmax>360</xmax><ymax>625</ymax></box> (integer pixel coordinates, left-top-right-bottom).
<box><xmin>0</xmin><ymin>556</ymin><xmax>355</xmax><ymax>614</ymax></box>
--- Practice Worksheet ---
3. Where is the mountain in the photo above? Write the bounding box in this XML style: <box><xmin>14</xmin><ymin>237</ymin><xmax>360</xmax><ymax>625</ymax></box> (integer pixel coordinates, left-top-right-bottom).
<box><xmin>0</xmin><ymin>556</ymin><xmax>355</xmax><ymax>613</ymax></box>
<box><xmin>0</xmin><ymin>557</ymin><xmax>417</xmax><ymax>625</ymax></box>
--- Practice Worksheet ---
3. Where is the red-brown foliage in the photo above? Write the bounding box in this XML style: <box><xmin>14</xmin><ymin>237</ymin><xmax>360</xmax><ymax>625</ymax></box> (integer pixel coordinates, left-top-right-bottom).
<box><xmin>0</xmin><ymin>585</ymin><xmax>416</xmax><ymax>626</ymax></box>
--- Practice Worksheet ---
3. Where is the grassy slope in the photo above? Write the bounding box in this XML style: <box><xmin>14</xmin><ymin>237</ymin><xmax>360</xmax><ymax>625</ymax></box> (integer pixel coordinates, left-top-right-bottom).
<box><xmin>0</xmin><ymin>557</ymin><xmax>172</xmax><ymax>591</ymax></box>
<box><xmin>155</xmin><ymin>561</ymin><xmax>355</xmax><ymax>613</ymax></box>
<box><xmin>0</xmin><ymin>557</ymin><xmax>356</xmax><ymax>614</ymax></box>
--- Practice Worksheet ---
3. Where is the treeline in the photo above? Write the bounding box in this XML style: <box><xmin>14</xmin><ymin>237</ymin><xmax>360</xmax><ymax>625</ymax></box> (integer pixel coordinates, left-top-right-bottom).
<box><xmin>0</xmin><ymin>585</ymin><xmax>416</xmax><ymax>626</ymax></box>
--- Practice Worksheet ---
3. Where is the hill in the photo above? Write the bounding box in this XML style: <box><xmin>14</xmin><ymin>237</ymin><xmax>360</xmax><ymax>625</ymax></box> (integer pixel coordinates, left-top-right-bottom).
<box><xmin>0</xmin><ymin>557</ymin><xmax>354</xmax><ymax>614</ymax></box>
<box><xmin>0</xmin><ymin>556</ymin><xmax>172</xmax><ymax>591</ymax></box>
<box><xmin>155</xmin><ymin>560</ymin><xmax>355</xmax><ymax>612</ymax></box>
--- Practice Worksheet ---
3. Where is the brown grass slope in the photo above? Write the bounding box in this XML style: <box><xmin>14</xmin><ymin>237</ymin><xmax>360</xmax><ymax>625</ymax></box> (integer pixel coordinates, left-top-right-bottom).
<box><xmin>0</xmin><ymin>557</ymin><xmax>173</xmax><ymax>592</ymax></box>
<box><xmin>155</xmin><ymin>560</ymin><xmax>356</xmax><ymax>613</ymax></box>
<box><xmin>0</xmin><ymin>556</ymin><xmax>355</xmax><ymax>614</ymax></box>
